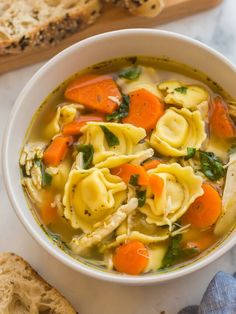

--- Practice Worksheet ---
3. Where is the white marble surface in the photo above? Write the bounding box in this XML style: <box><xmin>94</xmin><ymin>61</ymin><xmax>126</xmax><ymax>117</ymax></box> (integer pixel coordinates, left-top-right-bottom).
<box><xmin>1</xmin><ymin>1</ymin><xmax>236</xmax><ymax>313</ymax></box>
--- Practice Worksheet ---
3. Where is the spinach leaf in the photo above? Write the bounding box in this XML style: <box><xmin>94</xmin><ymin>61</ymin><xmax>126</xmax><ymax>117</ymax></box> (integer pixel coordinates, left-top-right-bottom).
<box><xmin>76</xmin><ymin>144</ymin><xmax>94</xmax><ymax>169</ymax></box>
<box><xmin>199</xmin><ymin>151</ymin><xmax>225</xmax><ymax>181</ymax></box>
<box><xmin>161</xmin><ymin>234</ymin><xmax>183</xmax><ymax>268</ymax></box>
<box><xmin>118</xmin><ymin>66</ymin><xmax>141</xmax><ymax>80</ymax></box>
<box><xmin>100</xmin><ymin>125</ymin><xmax>120</xmax><ymax>147</ymax></box>
<box><xmin>137</xmin><ymin>190</ymin><xmax>146</xmax><ymax>207</ymax></box>
<box><xmin>129</xmin><ymin>174</ymin><xmax>139</xmax><ymax>186</ymax></box>
<box><xmin>175</xmin><ymin>86</ymin><xmax>188</xmax><ymax>94</ymax></box>
<box><xmin>184</xmin><ymin>147</ymin><xmax>196</xmax><ymax>160</ymax></box>
<box><xmin>161</xmin><ymin>234</ymin><xmax>200</xmax><ymax>269</ymax></box>
<box><xmin>35</xmin><ymin>159</ymin><xmax>52</xmax><ymax>187</ymax></box>
<box><xmin>106</xmin><ymin>95</ymin><xmax>130</xmax><ymax>121</ymax></box>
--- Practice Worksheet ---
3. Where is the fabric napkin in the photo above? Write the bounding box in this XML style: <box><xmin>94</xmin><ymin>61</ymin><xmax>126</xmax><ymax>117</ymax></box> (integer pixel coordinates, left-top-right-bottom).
<box><xmin>178</xmin><ymin>272</ymin><xmax>236</xmax><ymax>314</ymax></box>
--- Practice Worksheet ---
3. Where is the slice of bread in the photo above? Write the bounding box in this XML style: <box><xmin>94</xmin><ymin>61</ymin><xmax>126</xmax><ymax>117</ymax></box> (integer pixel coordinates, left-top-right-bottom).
<box><xmin>124</xmin><ymin>0</ymin><xmax>164</xmax><ymax>17</ymax></box>
<box><xmin>0</xmin><ymin>0</ymin><xmax>102</xmax><ymax>54</ymax></box>
<box><xmin>106</xmin><ymin>0</ymin><xmax>164</xmax><ymax>17</ymax></box>
<box><xmin>0</xmin><ymin>253</ymin><xmax>77</xmax><ymax>314</ymax></box>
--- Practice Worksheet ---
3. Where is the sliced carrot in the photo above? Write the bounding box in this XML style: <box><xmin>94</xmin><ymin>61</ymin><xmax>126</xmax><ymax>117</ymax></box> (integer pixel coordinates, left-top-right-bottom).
<box><xmin>113</xmin><ymin>240</ymin><xmax>149</xmax><ymax>275</ymax></box>
<box><xmin>43</xmin><ymin>136</ymin><xmax>73</xmax><ymax>167</ymax></box>
<box><xmin>41</xmin><ymin>204</ymin><xmax>58</xmax><ymax>225</ymax></box>
<box><xmin>111</xmin><ymin>163</ymin><xmax>149</xmax><ymax>186</ymax></box>
<box><xmin>210</xmin><ymin>96</ymin><xmax>236</xmax><ymax>138</ymax></box>
<box><xmin>182</xmin><ymin>183</ymin><xmax>222</xmax><ymax>229</ymax></box>
<box><xmin>122</xmin><ymin>88</ymin><xmax>164</xmax><ymax>132</ymax></box>
<box><xmin>143</xmin><ymin>159</ymin><xmax>161</xmax><ymax>171</ymax></box>
<box><xmin>64</xmin><ymin>75</ymin><xmax>122</xmax><ymax>114</ymax></box>
<box><xmin>62</xmin><ymin>114</ymin><xmax>104</xmax><ymax>135</ymax></box>
<box><xmin>149</xmin><ymin>174</ymin><xmax>164</xmax><ymax>197</ymax></box>
<box><xmin>40</xmin><ymin>191</ymin><xmax>57</xmax><ymax>225</ymax></box>
<box><xmin>62</xmin><ymin>120</ymin><xmax>86</xmax><ymax>136</ymax></box>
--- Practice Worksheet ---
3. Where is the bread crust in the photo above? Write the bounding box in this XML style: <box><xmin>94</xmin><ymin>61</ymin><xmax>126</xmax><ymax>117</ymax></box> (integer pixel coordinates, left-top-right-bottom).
<box><xmin>0</xmin><ymin>0</ymin><xmax>101</xmax><ymax>54</ymax></box>
<box><xmin>0</xmin><ymin>252</ymin><xmax>77</xmax><ymax>314</ymax></box>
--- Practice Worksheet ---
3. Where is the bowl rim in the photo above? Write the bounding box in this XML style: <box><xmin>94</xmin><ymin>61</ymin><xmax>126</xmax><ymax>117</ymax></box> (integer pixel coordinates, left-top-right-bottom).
<box><xmin>2</xmin><ymin>28</ymin><xmax>236</xmax><ymax>285</ymax></box>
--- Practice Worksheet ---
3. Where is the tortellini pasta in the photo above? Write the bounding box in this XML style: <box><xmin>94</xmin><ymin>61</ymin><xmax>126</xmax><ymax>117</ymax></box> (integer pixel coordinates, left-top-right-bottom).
<box><xmin>158</xmin><ymin>80</ymin><xmax>209</xmax><ymax>110</ymax></box>
<box><xmin>117</xmin><ymin>66</ymin><xmax>163</xmax><ymax>99</ymax></box>
<box><xmin>139</xmin><ymin>163</ymin><xmax>203</xmax><ymax>227</ymax></box>
<box><xmin>145</xmin><ymin>244</ymin><xmax>168</xmax><ymax>272</ymax></box>
<box><xmin>150</xmin><ymin>107</ymin><xmax>206</xmax><ymax>156</ymax></box>
<box><xmin>79</xmin><ymin>122</ymin><xmax>149</xmax><ymax>168</ymax></box>
<box><xmin>48</xmin><ymin>157</ymin><xmax>72</xmax><ymax>192</ymax></box>
<box><xmin>63</xmin><ymin>167</ymin><xmax>127</xmax><ymax>232</ymax></box>
<box><xmin>44</xmin><ymin>104</ymin><xmax>81</xmax><ymax>139</ymax></box>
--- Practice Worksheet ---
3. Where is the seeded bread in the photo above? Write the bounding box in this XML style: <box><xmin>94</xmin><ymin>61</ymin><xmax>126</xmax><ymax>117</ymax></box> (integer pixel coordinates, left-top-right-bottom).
<box><xmin>0</xmin><ymin>0</ymin><xmax>102</xmax><ymax>54</ymax></box>
<box><xmin>0</xmin><ymin>253</ymin><xmax>77</xmax><ymax>314</ymax></box>
<box><xmin>106</xmin><ymin>0</ymin><xmax>164</xmax><ymax>17</ymax></box>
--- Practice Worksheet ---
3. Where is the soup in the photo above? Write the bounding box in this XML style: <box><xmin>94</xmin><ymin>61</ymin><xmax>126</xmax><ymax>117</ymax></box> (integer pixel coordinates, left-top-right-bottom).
<box><xmin>19</xmin><ymin>57</ymin><xmax>236</xmax><ymax>275</ymax></box>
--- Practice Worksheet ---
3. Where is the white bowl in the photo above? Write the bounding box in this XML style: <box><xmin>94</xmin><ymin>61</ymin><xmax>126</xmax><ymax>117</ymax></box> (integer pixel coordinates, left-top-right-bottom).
<box><xmin>2</xmin><ymin>29</ymin><xmax>236</xmax><ymax>285</ymax></box>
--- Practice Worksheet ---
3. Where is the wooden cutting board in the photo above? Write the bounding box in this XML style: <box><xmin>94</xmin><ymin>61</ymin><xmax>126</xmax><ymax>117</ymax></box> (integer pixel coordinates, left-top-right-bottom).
<box><xmin>0</xmin><ymin>0</ymin><xmax>222</xmax><ymax>74</ymax></box>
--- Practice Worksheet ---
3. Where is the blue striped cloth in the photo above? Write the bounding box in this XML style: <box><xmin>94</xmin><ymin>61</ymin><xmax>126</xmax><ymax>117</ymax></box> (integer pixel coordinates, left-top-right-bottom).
<box><xmin>178</xmin><ymin>272</ymin><xmax>236</xmax><ymax>314</ymax></box>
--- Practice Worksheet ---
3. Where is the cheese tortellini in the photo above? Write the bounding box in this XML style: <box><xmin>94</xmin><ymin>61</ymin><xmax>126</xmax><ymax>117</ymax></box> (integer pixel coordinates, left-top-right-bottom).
<box><xmin>79</xmin><ymin>122</ymin><xmax>149</xmax><ymax>168</ymax></box>
<box><xmin>63</xmin><ymin>167</ymin><xmax>127</xmax><ymax>232</ymax></box>
<box><xmin>44</xmin><ymin>104</ymin><xmax>82</xmax><ymax>139</ymax></box>
<box><xmin>150</xmin><ymin>107</ymin><xmax>206</xmax><ymax>156</ymax></box>
<box><xmin>158</xmin><ymin>80</ymin><xmax>209</xmax><ymax>110</ymax></box>
<box><xmin>117</xmin><ymin>66</ymin><xmax>163</xmax><ymax>99</ymax></box>
<box><xmin>140</xmin><ymin>163</ymin><xmax>203</xmax><ymax>226</ymax></box>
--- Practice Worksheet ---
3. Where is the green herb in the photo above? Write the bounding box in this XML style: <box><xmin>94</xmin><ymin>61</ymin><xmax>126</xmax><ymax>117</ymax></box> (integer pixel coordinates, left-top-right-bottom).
<box><xmin>184</xmin><ymin>147</ymin><xmax>196</xmax><ymax>160</ymax></box>
<box><xmin>161</xmin><ymin>234</ymin><xmax>199</xmax><ymax>269</ymax></box>
<box><xmin>100</xmin><ymin>125</ymin><xmax>120</xmax><ymax>147</ymax></box>
<box><xmin>129</xmin><ymin>174</ymin><xmax>139</xmax><ymax>186</ymax></box>
<box><xmin>174</xmin><ymin>86</ymin><xmax>188</xmax><ymax>94</ymax></box>
<box><xmin>161</xmin><ymin>234</ymin><xmax>183</xmax><ymax>268</ymax></box>
<box><xmin>137</xmin><ymin>190</ymin><xmax>146</xmax><ymax>207</ymax></box>
<box><xmin>106</xmin><ymin>95</ymin><xmax>130</xmax><ymax>121</ymax></box>
<box><xmin>35</xmin><ymin>159</ymin><xmax>52</xmax><ymax>187</ymax></box>
<box><xmin>118</xmin><ymin>66</ymin><xmax>141</xmax><ymax>80</ymax></box>
<box><xmin>199</xmin><ymin>151</ymin><xmax>225</xmax><ymax>181</ymax></box>
<box><xmin>76</xmin><ymin>144</ymin><xmax>94</xmax><ymax>169</ymax></box>
<box><xmin>228</xmin><ymin>142</ymin><xmax>236</xmax><ymax>155</ymax></box>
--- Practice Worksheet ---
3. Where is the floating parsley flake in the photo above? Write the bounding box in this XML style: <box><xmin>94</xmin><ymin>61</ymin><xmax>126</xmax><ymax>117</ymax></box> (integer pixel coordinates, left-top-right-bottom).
<box><xmin>175</xmin><ymin>86</ymin><xmax>188</xmax><ymax>94</ymax></box>
<box><xmin>118</xmin><ymin>66</ymin><xmax>141</xmax><ymax>80</ymax></box>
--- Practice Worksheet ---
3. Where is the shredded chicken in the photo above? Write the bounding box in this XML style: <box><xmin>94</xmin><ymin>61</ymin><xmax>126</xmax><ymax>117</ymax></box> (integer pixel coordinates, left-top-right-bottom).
<box><xmin>53</xmin><ymin>194</ymin><xmax>64</xmax><ymax>217</ymax></box>
<box><xmin>31</xmin><ymin>164</ymin><xmax>42</xmax><ymax>190</ymax></box>
<box><xmin>21</xmin><ymin>178</ymin><xmax>43</xmax><ymax>204</ymax></box>
<box><xmin>130</xmin><ymin>148</ymin><xmax>154</xmax><ymax>165</ymax></box>
<box><xmin>70</xmin><ymin>198</ymin><xmax>138</xmax><ymax>254</ymax></box>
<box><xmin>20</xmin><ymin>143</ymin><xmax>45</xmax><ymax>175</ymax></box>
<box><xmin>108</xmin><ymin>96</ymin><xmax>121</xmax><ymax>106</ymax></box>
<box><xmin>45</xmin><ymin>167</ymin><xmax>59</xmax><ymax>176</ymax></box>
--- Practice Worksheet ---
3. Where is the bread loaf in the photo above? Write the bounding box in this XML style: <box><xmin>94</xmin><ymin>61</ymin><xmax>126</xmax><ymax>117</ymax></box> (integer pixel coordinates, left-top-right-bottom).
<box><xmin>0</xmin><ymin>252</ymin><xmax>77</xmax><ymax>314</ymax></box>
<box><xmin>106</xmin><ymin>0</ymin><xmax>164</xmax><ymax>17</ymax></box>
<box><xmin>0</xmin><ymin>0</ymin><xmax>102</xmax><ymax>54</ymax></box>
